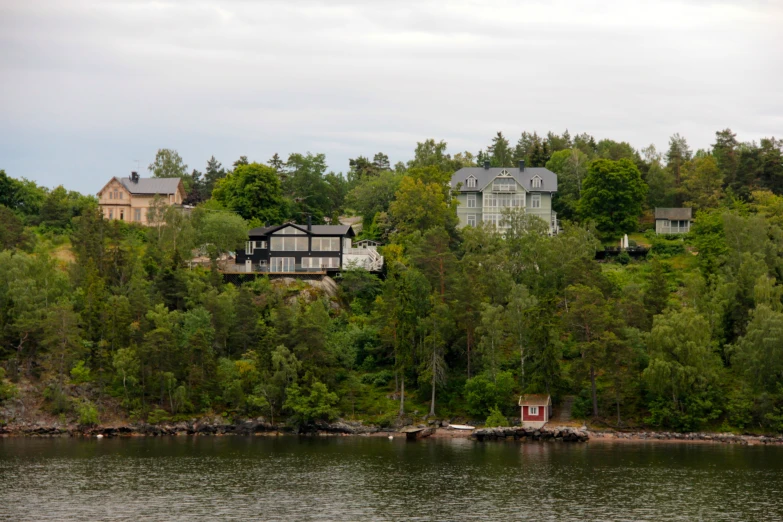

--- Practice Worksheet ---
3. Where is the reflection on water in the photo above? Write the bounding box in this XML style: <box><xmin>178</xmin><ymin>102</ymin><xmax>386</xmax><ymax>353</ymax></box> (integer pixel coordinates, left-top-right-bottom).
<box><xmin>2</xmin><ymin>436</ymin><xmax>783</xmax><ymax>521</ymax></box>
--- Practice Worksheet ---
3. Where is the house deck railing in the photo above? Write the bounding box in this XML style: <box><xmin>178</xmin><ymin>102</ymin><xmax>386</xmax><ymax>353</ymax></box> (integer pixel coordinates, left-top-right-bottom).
<box><xmin>658</xmin><ymin>225</ymin><xmax>690</xmax><ymax>234</ymax></box>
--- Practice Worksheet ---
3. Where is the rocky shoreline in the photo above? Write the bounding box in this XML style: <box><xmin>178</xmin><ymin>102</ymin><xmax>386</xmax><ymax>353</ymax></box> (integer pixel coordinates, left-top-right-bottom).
<box><xmin>4</xmin><ymin>419</ymin><xmax>783</xmax><ymax>446</ymax></box>
<box><xmin>587</xmin><ymin>429</ymin><xmax>783</xmax><ymax>445</ymax></box>
<box><xmin>0</xmin><ymin>418</ymin><xmax>389</xmax><ymax>438</ymax></box>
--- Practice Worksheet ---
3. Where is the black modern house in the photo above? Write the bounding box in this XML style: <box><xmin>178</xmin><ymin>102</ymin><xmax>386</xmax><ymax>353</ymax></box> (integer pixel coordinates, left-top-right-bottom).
<box><xmin>235</xmin><ymin>221</ymin><xmax>383</xmax><ymax>273</ymax></box>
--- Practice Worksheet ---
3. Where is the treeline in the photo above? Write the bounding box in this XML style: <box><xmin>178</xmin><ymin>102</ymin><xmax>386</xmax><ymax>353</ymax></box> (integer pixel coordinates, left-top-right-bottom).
<box><xmin>2</xmin><ymin>127</ymin><xmax>783</xmax><ymax>433</ymax></box>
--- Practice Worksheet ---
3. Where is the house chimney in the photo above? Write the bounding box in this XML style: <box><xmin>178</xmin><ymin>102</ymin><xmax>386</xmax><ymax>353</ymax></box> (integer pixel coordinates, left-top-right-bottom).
<box><xmin>131</xmin><ymin>171</ymin><xmax>139</xmax><ymax>183</ymax></box>
<box><xmin>483</xmin><ymin>160</ymin><xmax>490</xmax><ymax>170</ymax></box>
<box><xmin>307</xmin><ymin>214</ymin><xmax>312</xmax><ymax>231</ymax></box>
<box><xmin>519</xmin><ymin>160</ymin><xmax>525</xmax><ymax>172</ymax></box>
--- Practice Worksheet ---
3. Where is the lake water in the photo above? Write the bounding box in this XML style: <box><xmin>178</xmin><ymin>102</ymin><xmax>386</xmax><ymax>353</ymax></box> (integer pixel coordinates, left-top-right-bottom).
<box><xmin>1</xmin><ymin>435</ymin><xmax>783</xmax><ymax>521</ymax></box>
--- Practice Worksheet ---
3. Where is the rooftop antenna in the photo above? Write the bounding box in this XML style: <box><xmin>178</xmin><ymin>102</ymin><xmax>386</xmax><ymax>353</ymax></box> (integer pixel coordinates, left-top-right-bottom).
<box><xmin>133</xmin><ymin>159</ymin><xmax>140</xmax><ymax>172</ymax></box>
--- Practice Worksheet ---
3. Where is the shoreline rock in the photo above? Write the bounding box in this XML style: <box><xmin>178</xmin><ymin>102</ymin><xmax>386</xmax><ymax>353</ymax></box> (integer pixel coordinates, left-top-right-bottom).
<box><xmin>587</xmin><ymin>430</ymin><xmax>783</xmax><ymax>445</ymax></box>
<box><xmin>471</xmin><ymin>426</ymin><xmax>589</xmax><ymax>443</ymax></box>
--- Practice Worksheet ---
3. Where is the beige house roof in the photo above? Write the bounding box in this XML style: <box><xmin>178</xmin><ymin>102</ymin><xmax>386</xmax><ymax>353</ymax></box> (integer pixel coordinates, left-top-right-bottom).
<box><xmin>518</xmin><ymin>394</ymin><xmax>551</xmax><ymax>406</ymax></box>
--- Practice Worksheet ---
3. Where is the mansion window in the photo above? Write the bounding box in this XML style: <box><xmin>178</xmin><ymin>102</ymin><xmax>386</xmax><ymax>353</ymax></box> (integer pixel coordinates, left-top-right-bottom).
<box><xmin>108</xmin><ymin>209</ymin><xmax>114</xmax><ymax>219</ymax></box>
<box><xmin>467</xmin><ymin>194</ymin><xmax>476</xmax><ymax>208</ymax></box>
<box><xmin>466</xmin><ymin>176</ymin><xmax>477</xmax><ymax>188</ymax></box>
<box><xmin>484</xmin><ymin>193</ymin><xmax>525</xmax><ymax>209</ymax></box>
<box><xmin>492</xmin><ymin>178</ymin><xmax>516</xmax><ymax>192</ymax></box>
<box><xmin>270</xmin><ymin>236</ymin><xmax>308</xmax><ymax>251</ymax></box>
<box><xmin>532</xmin><ymin>176</ymin><xmax>542</xmax><ymax>188</ymax></box>
<box><xmin>467</xmin><ymin>214</ymin><xmax>476</xmax><ymax>227</ymax></box>
<box><xmin>531</xmin><ymin>195</ymin><xmax>541</xmax><ymax>209</ymax></box>
<box><xmin>134</xmin><ymin>209</ymin><xmax>141</xmax><ymax>221</ymax></box>
<box><xmin>312</xmin><ymin>237</ymin><xmax>340</xmax><ymax>251</ymax></box>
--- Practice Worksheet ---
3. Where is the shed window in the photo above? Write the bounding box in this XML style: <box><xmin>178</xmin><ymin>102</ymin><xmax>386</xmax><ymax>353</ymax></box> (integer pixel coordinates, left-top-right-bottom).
<box><xmin>529</xmin><ymin>406</ymin><xmax>539</xmax><ymax>416</ymax></box>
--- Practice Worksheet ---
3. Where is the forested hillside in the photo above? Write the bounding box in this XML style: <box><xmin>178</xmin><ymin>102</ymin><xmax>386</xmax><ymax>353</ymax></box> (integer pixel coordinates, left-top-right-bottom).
<box><xmin>2</xmin><ymin>128</ymin><xmax>783</xmax><ymax>433</ymax></box>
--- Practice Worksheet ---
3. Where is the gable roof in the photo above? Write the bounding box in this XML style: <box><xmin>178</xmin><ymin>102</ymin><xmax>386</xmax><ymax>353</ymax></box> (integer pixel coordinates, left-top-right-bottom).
<box><xmin>655</xmin><ymin>207</ymin><xmax>692</xmax><ymax>220</ymax></box>
<box><xmin>518</xmin><ymin>394</ymin><xmax>551</xmax><ymax>406</ymax></box>
<box><xmin>120</xmin><ymin>177</ymin><xmax>182</xmax><ymax>195</ymax></box>
<box><xmin>451</xmin><ymin>167</ymin><xmax>558</xmax><ymax>193</ymax></box>
<box><xmin>248</xmin><ymin>223</ymin><xmax>355</xmax><ymax>237</ymax></box>
<box><xmin>97</xmin><ymin>176</ymin><xmax>183</xmax><ymax>196</ymax></box>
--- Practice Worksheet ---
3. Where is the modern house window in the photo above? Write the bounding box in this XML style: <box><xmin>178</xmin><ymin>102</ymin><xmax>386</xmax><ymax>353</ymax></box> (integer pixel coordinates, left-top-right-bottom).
<box><xmin>467</xmin><ymin>215</ymin><xmax>476</xmax><ymax>227</ymax></box>
<box><xmin>466</xmin><ymin>176</ymin><xmax>477</xmax><ymax>188</ymax></box>
<box><xmin>245</xmin><ymin>241</ymin><xmax>252</xmax><ymax>253</ymax></box>
<box><xmin>312</xmin><ymin>237</ymin><xmax>340</xmax><ymax>251</ymax></box>
<box><xmin>134</xmin><ymin>209</ymin><xmax>141</xmax><ymax>221</ymax></box>
<box><xmin>467</xmin><ymin>194</ymin><xmax>476</xmax><ymax>208</ymax></box>
<box><xmin>271</xmin><ymin>257</ymin><xmax>296</xmax><ymax>272</ymax></box>
<box><xmin>532</xmin><ymin>176</ymin><xmax>542</xmax><ymax>188</ymax></box>
<box><xmin>302</xmin><ymin>257</ymin><xmax>340</xmax><ymax>269</ymax></box>
<box><xmin>529</xmin><ymin>406</ymin><xmax>539</xmax><ymax>416</ymax></box>
<box><xmin>252</xmin><ymin>241</ymin><xmax>267</xmax><ymax>249</ymax></box>
<box><xmin>531</xmin><ymin>195</ymin><xmax>541</xmax><ymax>209</ymax></box>
<box><xmin>271</xmin><ymin>236</ymin><xmax>308</xmax><ymax>251</ymax></box>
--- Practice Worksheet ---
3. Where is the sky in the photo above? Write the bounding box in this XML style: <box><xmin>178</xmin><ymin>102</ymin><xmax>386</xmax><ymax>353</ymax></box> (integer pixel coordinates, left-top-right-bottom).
<box><xmin>1</xmin><ymin>0</ymin><xmax>781</xmax><ymax>194</ymax></box>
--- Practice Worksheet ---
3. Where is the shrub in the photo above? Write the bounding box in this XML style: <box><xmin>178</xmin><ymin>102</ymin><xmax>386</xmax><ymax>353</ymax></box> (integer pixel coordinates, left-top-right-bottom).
<box><xmin>464</xmin><ymin>371</ymin><xmax>515</xmax><ymax>417</ymax></box>
<box><xmin>284</xmin><ymin>380</ymin><xmax>339</xmax><ymax>425</ymax></box>
<box><xmin>147</xmin><ymin>408</ymin><xmax>171</xmax><ymax>424</ymax></box>
<box><xmin>76</xmin><ymin>400</ymin><xmax>99</xmax><ymax>427</ymax></box>
<box><xmin>0</xmin><ymin>368</ymin><xmax>18</xmax><ymax>402</ymax></box>
<box><xmin>651</xmin><ymin>238</ymin><xmax>685</xmax><ymax>257</ymax></box>
<box><xmin>616</xmin><ymin>251</ymin><xmax>631</xmax><ymax>265</ymax></box>
<box><xmin>70</xmin><ymin>360</ymin><xmax>92</xmax><ymax>385</ymax></box>
<box><xmin>484</xmin><ymin>406</ymin><xmax>508</xmax><ymax>427</ymax></box>
<box><xmin>43</xmin><ymin>383</ymin><xmax>71</xmax><ymax>414</ymax></box>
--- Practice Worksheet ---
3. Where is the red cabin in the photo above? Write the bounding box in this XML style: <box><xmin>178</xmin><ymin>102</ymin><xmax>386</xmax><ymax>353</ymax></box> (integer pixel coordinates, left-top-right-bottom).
<box><xmin>518</xmin><ymin>394</ymin><xmax>552</xmax><ymax>428</ymax></box>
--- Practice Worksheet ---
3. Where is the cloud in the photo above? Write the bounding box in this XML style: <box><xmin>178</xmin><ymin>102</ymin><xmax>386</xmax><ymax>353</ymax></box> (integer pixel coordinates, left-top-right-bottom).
<box><xmin>0</xmin><ymin>0</ymin><xmax>781</xmax><ymax>192</ymax></box>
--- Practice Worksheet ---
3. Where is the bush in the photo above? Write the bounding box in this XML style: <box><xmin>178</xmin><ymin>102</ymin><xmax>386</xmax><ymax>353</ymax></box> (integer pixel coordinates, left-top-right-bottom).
<box><xmin>464</xmin><ymin>371</ymin><xmax>515</xmax><ymax>417</ymax></box>
<box><xmin>147</xmin><ymin>408</ymin><xmax>171</xmax><ymax>424</ymax></box>
<box><xmin>70</xmin><ymin>360</ymin><xmax>92</xmax><ymax>385</ymax></box>
<box><xmin>484</xmin><ymin>406</ymin><xmax>508</xmax><ymax>427</ymax></box>
<box><xmin>43</xmin><ymin>383</ymin><xmax>71</xmax><ymax>414</ymax></box>
<box><xmin>76</xmin><ymin>400</ymin><xmax>99</xmax><ymax>427</ymax></box>
<box><xmin>284</xmin><ymin>380</ymin><xmax>339</xmax><ymax>426</ymax></box>
<box><xmin>0</xmin><ymin>368</ymin><xmax>18</xmax><ymax>402</ymax></box>
<box><xmin>616</xmin><ymin>251</ymin><xmax>631</xmax><ymax>265</ymax></box>
<box><xmin>651</xmin><ymin>238</ymin><xmax>685</xmax><ymax>257</ymax></box>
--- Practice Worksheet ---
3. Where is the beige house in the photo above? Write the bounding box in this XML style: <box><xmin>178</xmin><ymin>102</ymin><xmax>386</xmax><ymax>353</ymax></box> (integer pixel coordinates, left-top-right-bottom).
<box><xmin>97</xmin><ymin>172</ymin><xmax>185</xmax><ymax>224</ymax></box>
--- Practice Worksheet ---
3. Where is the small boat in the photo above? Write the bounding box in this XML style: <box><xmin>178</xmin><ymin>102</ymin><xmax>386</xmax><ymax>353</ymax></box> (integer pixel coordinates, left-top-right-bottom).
<box><xmin>448</xmin><ymin>424</ymin><xmax>475</xmax><ymax>431</ymax></box>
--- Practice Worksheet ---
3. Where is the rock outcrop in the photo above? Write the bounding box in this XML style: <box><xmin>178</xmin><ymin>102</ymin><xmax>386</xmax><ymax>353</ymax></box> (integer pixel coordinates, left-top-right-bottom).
<box><xmin>471</xmin><ymin>426</ymin><xmax>589</xmax><ymax>442</ymax></box>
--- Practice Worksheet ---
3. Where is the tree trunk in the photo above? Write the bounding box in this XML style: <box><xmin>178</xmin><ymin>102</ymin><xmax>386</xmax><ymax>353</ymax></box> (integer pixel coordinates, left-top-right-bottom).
<box><xmin>399</xmin><ymin>374</ymin><xmax>405</xmax><ymax>416</ymax></box>
<box><xmin>430</xmin><ymin>352</ymin><xmax>437</xmax><ymax>417</ymax></box>
<box><xmin>466</xmin><ymin>329</ymin><xmax>472</xmax><ymax>379</ymax></box>
<box><xmin>616</xmin><ymin>388</ymin><xmax>621</xmax><ymax>426</ymax></box>
<box><xmin>590</xmin><ymin>365</ymin><xmax>598</xmax><ymax>417</ymax></box>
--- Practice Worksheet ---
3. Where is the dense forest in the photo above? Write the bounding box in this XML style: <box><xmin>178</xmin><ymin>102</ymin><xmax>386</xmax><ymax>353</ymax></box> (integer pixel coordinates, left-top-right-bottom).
<box><xmin>2</xmin><ymin>128</ymin><xmax>783</xmax><ymax>433</ymax></box>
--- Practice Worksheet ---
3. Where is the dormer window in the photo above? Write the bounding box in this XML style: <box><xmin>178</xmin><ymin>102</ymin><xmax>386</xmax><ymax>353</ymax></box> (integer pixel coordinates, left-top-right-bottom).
<box><xmin>532</xmin><ymin>176</ymin><xmax>542</xmax><ymax>189</ymax></box>
<box><xmin>466</xmin><ymin>176</ymin><xmax>477</xmax><ymax>188</ymax></box>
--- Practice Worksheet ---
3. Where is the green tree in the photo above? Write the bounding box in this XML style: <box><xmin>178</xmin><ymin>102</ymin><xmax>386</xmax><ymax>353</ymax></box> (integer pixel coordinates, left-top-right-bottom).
<box><xmin>681</xmin><ymin>155</ymin><xmax>723</xmax><ymax>210</ymax></box>
<box><xmin>579</xmin><ymin>158</ymin><xmax>647</xmax><ymax>238</ymax></box>
<box><xmin>284</xmin><ymin>380</ymin><xmax>339</xmax><ymax>426</ymax></box>
<box><xmin>643</xmin><ymin>308</ymin><xmax>722</xmax><ymax>430</ymax></box>
<box><xmin>0</xmin><ymin>205</ymin><xmax>31</xmax><ymax>251</ymax></box>
<box><xmin>212</xmin><ymin>162</ymin><xmax>287</xmax><ymax>223</ymax></box>
<box><xmin>193</xmin><ymin>210</ymin><xmax>248</xmax><ymax>262</ymax></box>
<box><xmin>389</xmin><ymin>176</ymin><xmax>456</xmax><ymax>235</ymax></box>
<box><xmin>148</xmin><ymin>149</ymin><xmax>191</xmax><ymax>192</ymax></box>
<box><xmin>487</xmin><ymin>132</ymin><xmax>513</xmax><ymax>167</ymax></box>
<box><xmin>546</xmin><ymin>148</ymin><xmax>588</xmax><ymax>221</ymax></box>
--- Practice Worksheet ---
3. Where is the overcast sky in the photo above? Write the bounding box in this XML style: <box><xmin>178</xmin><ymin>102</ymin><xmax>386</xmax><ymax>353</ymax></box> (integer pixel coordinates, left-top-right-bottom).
<box><xmin>1</xmin><ymin>0</ymin><xmax>781</xmax><ymax>194</ymax></box>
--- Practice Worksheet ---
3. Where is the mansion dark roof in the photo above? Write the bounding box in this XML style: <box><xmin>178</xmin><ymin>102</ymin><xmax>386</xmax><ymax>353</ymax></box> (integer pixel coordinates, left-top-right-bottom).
<box><xmin>119</xmin><ymin>177</ymin><xmax>182</xmax><ymax>195</ymax></box>
<box><xmin>248</xmin><ymin>223</ymin><xmax>355</xmax><ymax>237</ymax></box>
<box><xmin>655</xmin><ymin>208</ymin><xmax>692</xmax><ymax>220</ymax></box>
<box><xmin>451</xmin><ymin>167</ymin><xmax>558</xmax><ymax>193</ymax></box>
